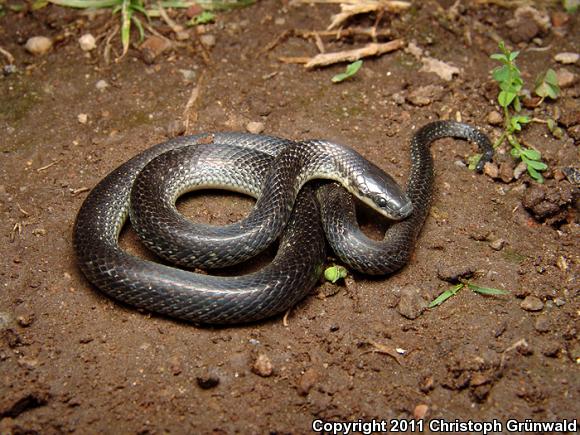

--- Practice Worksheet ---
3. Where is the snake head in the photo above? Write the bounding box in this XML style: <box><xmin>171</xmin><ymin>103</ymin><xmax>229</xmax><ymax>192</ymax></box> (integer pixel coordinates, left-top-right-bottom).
<box><xmin>353</xmin><ymin>170</ymin><xmax>413</xmax><ymax>221</ymax></box>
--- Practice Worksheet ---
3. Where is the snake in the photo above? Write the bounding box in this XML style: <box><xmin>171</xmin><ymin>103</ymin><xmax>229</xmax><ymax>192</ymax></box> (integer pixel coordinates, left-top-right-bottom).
<box><xmin>73</xmin><ymin>121</ymin><xmax>493</xmax><ymax>324</ymax></box>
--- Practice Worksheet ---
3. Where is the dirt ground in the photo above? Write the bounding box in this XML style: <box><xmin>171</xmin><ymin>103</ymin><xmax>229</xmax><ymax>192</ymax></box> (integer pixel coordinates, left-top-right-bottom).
<box><xmin>1</xmin><ymin>0</ymin><xmax>579</xmax><ymax>433</ymax></box>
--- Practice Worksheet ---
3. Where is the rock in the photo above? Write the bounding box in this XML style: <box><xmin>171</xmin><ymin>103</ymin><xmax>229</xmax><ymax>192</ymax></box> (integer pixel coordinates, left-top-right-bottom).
<box><xmin>251</xmin><ymin>354</ymin><xmax>273</xmax><ymax>377</ymax></box>
<box><xmin>406</xmin><ymin>85</ymin><xmax>445</xmax><ymax>106</ymax></box>
<box><xmin>77</xmin><ymin>113</ymin><xmax>88</xmax><ymax>124</ymax></box>
<box><xmin>78</xmin><ymin>33</ymin><xmax>96</xmax><ymax>51</ymax></box>
<box><xmin>397</xmin><ymin>286</ymin><xmax>428</xmax><ymax>320</ymax></box>
<box><xmin>542</xmin><ymin>341</ymin><xmax>561</xmax><ymax>357</ymax></box>
<box><xmin>140</xmin><ymin>36</ymin><xmax>172</xmax><ymax>64</ymax></box>
<box><xmin>420</xmin><ymin>57</ymin><xmax>460</xmax><ymax>81</ymax></box>
<box><xmin>499</xmin><ymin>160</ymin><xmax>515</xmax><ymax>183</ymax></box>
<box><xmin>200</xmin><ymin>34</ymin><xmax>216</xmax><ymax>48</ymax></box>
<box><xmin>513</xmin><ymin>161</ymin><xmax>528</xmax><ymax>179</ymax></box>
<box><xmin>556</xmin><ymin>68</ymin><xmax>576</xmax><ymax>88</ymax></box>
<box><xmin>437</xmin><ymin>263</ymin><xmax>476</xmax><ymax>283</ymax></box>
<box><xmin>487</xmin><ymin>110</ymin><xmax>503</xmax><ymax>126</ymax></box>
<box><xmin>520</xmin><ymin>295</ymin><xmax>544</xmax><ymax>312</ymax></box>
<box><xmin>391</xmin><ymin>92</ymin><xmax>405</xmax><ymax>105</ymax></box>
<box><xmin>95</xmin><ymin>80</ymin><xmax>108</xmax><ymax>91</ymax></box>
<box><xmin>16</xmin><ymin>313</ymin><xmax>34</xmax><ymax>327</ymax></box>
<box><xmin>196</xmin><ymin>370</ymin><xmax>220</xmax><ymax>389</ymax></box>
<box><xmin>554</xmin><ymin>297</ymin><xmax>566</xmax><ymax>307</ymax></box>
<box><xmin>25</xmin><ymin>36</ymin><xmax>53</xmax><ymax>55</ymax></box>
<box><xmin>534</xmin><ymin>315</ymin><xmax>550</xmax><ymax>332</ymax></box>
<box><xmin>413</xmin><ymin>404</ymin><xmax>429</xmax><ymax>419</ymax></box>
<box><xmin>489</xmin><ymin>238</ymin><xmax>506</xmax><ymax>251</ymax></box>
<box><xmin>246</xmin><ymin>121</ymin><xmax>265</xmax><ymax>134</ymax></box>
<box><xmin>507</xmin><ymin>6</ymin><xmax>550</xmax><ymax>44</ymax></box>
<box><xmin>554</xmin><ymin>52</ymin><xmax>579</xmax><ymax>65</ymax></box>
<box><xmin>483</xmin><ymin>162</ymin><xmax>499</xmax><ymax>179</ymax></box>
<box><xmin>274</xmin><ymin>17</ymin><xmax>286</xmax><ymax>26</ymax></box>
<box><xmin>169</xmin><ymin>356</ymin><xmax>182</xmax><ymax>376</ymax></box>
<box><xmin>179</xmin><ymin>69</ymin><xmax>196</xmax><ymax>82</ymax></box>
<box><xmin>297</xmin><ymin>368</ymin><xmax>318</xmax><ymax>396</ymax></box>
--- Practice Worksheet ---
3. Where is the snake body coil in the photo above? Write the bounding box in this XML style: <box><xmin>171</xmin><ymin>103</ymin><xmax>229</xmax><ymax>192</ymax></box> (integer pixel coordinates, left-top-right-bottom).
<box><xmin>73</xmin><ymin>121</ymin><xmax>493</xmax><ymax>324</ymax></box>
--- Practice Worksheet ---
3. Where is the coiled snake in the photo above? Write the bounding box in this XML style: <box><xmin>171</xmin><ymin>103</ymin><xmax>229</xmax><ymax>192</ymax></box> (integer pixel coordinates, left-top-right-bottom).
<box><xmin>73</xmin><ymin>121</ymin><xmax>493</xmax><ymax>324</ymax></box>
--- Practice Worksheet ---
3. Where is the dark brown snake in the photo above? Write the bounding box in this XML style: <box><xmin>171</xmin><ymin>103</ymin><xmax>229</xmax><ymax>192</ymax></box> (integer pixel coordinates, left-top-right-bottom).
<box><xmin>73</xmin><ymin>121</ymin><xmax>493</xmax><ymax>324</ymax></box>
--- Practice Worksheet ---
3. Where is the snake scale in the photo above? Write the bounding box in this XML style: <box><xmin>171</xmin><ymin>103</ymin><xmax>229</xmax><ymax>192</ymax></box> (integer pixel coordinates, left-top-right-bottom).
<box><xmin>73</xmin><ymin>121</ymin><xmax>493</xmax><ymax>324</ymax></box>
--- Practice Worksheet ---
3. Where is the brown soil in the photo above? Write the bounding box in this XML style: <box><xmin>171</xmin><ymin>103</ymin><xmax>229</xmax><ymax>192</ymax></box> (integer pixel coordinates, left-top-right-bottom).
<box><xmin>1</xmin><ymin>1</ymin><xmax>579</xmax><ymax>433</ymax></box>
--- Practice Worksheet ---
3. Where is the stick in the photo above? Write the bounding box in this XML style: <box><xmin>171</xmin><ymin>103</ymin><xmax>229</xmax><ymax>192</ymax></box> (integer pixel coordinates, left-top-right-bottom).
<box><xmin>303</xmin><ymin>39</ymin><xmax>404</xmax><ymax>68</ymax></box>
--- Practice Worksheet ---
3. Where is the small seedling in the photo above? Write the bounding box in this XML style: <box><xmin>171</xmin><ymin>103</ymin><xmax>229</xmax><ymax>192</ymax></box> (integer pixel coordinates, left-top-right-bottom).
<box><xmin>428</xmin><ymin>281</ymin><xmax>508</xmax><ymax>308</ymax></box>
<box><xmin>489</xmin><ymin>41</ymin><xmax>558</xmax><ymax>183</ymax></box>
<box><xmin>188</xmin><ymin>10</ymin><xmax>215</xmax><ymax>25</ymax></box>
<box><xmin>324</xmin><ymin>265</ymin><xmax>348</xmax><ymax>283</ymax></box>
<box><xmin>331</xmin><ymin>60</ymin><xmax>363</xmax><ymax>83</ymax></box>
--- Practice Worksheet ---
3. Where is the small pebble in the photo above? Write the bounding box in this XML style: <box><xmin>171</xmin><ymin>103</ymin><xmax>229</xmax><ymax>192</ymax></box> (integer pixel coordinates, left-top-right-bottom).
<box><xmin>489</xmin><ymin>238</ymin><xmax>506</xmax><ymax>251</ymax></box>
<box><xmin>25</xmin><ymin>36</ymin><xmax>53</xmax><ymax>55</ymax></box>
<box><xmin>77</xmin><ymin>113</ymin><xmax>88</xmax><ymax>124</ymax></box>
<box><xmin>297</xmin><ymin>368</ymin><xmax>318</xmax><ymax>396</ymax></box>
<box><xmin>200</xmin><ymin>34</ymin><xmax>216</xmax><ymax>48</ymax></box>
<box><xmin>554</xmin><ymin>52</ymin><xmax>579</xmax><ymax>65</ymax></box>
<box><xmin>179</xmin><ymin>69</ymin><xmax>196</xmax><ymax>82</ymax></box>
<box><xmin>437</xmin><ymin>264</ymin><xmax>476</xmax><ymax>283</ymax></box>
<box><xmin>413</xmin><ymin>404</ymin><xmax>429</xmax><ymax>419</ymax></box>
<box><xmin>483</xmin><ymin>162</ymin><xmax>499</xmax><ymax>179</ymax></box>
<box><xmin>554</xmin><ymin>297</ymin><xmax>566</xmax><ymax>307</ymax></box>
<box><xmin>396</xmin><ymin>285</ymin><xmax>428</xmax><ymax>320</ymax></box>
<box><xmin>556</xmin><ymin>68</ymin><xmax>576</xmax><ymax>88</ymax></box>
<box><xmin>0</xmin><ymin>312</ymin><xmax>12</xmax><ymax>330</ymax></box>
<box><xmin>274</xmin><ymin>17</ymin><xmax>286</xmax><ymax>25</ymax></box>
<box><xmin>513</xmin><ymin>161</ymin><xmax>528</xmax><ymax>179</ymax></box>
<box><xmin>196</xmin><ymin>371</ymin><xmax>220</xmax><ymax>389</ymax></box>
<box><xmin>95</xmin><ymin>80</ymin><xmax>108</xmax><ymax>91</ymax></box>
<box><xmin>252</xmin><ymin>354</ymin><xmax>273</xmax><ymax>377</ymax></box>
<box><xmin>520</xmin><ymin>295</ymin><xmax>544</xmax><ymax>312</ymax></box>
<box><xmin>487</xmin><ymin>110</ymin><xmax>503</xmax><ymax>125</ymax></box>
<box><xmin>78</xmin><ymin>33</ymin><xmax>96</xmax><ymax>51</ymax></box>
<box><xmin>246</xmin><ymin>121</ymin><xmax>265</xmax><ymax>134</ymax></box>
<box><xmin>16</xmin><ymin>314</ymin><xmax>34</xmax><ymax>327</ymax></box>
<box><xmin>542</xmin><ymin>341</ymin><xmax>561</xmax><ymax>357</ymax></box>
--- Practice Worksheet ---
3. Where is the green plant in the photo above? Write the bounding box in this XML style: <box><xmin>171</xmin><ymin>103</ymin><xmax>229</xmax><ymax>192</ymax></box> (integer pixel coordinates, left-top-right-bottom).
<box><xmin>46</xmin><ymin>0</ymin><xmax>254</xmax><ymax>58</ymax></box>
<box><xmin>324</xmin><ymin>265</ymin><xmax>348</xmax><ymax>283</ymax></box>
<box><xmin>429</xmin><ymin>281</ymin><xmax>508</xmax><ymax>308</ymax></box>
<box><xmin>331</xmin><ymin>60</ymin><xmax>363</xmax><ymax>83</ymax></box>
<box><xmin>188</xmin><ymin>10</ymin><xmax>215</xmax><ymax>25</ymax></box>
<box><xmin>490</xmin><ymin>41</ymin><xmax>558</xmax><ymax>183</ymax></box>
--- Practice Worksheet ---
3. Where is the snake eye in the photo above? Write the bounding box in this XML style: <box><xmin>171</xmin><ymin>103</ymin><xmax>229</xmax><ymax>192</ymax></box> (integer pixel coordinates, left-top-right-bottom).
<box><xmin>376</xmin><ymin>196</ymin><xmax>388</xmax><ymax>208</ymax></box>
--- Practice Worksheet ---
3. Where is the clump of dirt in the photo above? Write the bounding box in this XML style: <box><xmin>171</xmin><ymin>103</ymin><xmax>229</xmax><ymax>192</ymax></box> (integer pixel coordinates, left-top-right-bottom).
<box><xmin>1</xmin><ymin>0</ymin><xmax>578</xmax><ymax>433</ymax></box>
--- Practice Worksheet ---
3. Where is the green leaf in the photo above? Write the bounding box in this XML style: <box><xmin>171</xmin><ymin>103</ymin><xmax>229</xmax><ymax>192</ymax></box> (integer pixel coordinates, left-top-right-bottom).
<box><xmin>331</xmin><ymin>60</ymin><xmax>363</xmax><ymax>83</ymax></box>
<box><xmin>535</xmin><ymin>69</ymin><xmax>560</xmax><ymax>100</ymax></box>
<box><xmin>48</xmin><ymin>0</ymin><xmax>120</xmax><ymax>8</ymax></box>
<box><xmin>468</xmin><ymin>154</ymin><xmax>482</xmax><ymax>171</ymax></box>
<box><xmin>508</xmin><ymin>50</ymin><xmax>520</xmax><ymax>61</ymax></box>
<box><xmin>428</xmin><ymin>284</ymin><xmax>463</xmax><ymax>308</ymax></box>
<box><xmin>526</xmin><ymin>164</ymin><xmax>544</xmax><ymax>182</ymax></box>
<box><xmin>466</xmin><ymin>283</ymin><xmax>509</xmax><ymax>295</ymax></box>
<box><xmin>510</xmin><ymin>148</ymin><xmax>521</xmax><ymax>158</ymax></box>
<box><xmin>32</xmin><ymin>0</ymin><xmax>49</xmax><ymax>9</ymax></box>
<box><xmin>498</xmin><ymin>90</ymin><xmax>516</xmax><ymax>107</ymax></box>
<box><xmin>526</xmin><ymin>159</ymin><xmax>548</xmax><ymax>171</ymax></box>
<box><xmin>521</xmin><ymin>148</ymin><xmax>541</xmax><ymax>160</ymax></box>
<box><xmin>189</xmin><ymin>10</ymin><xmax>215</xmax><ymax>25</ymax></box>
<box><xmin>490</xmin><ymin>53</ymin><xmax>507</xmax><ymax>62</ymax></box>
<box><xmin>324</xmin><ymin>265</ymin><xmax>348</xmax><ymax>283</ymax></box>
<box><xmin>120</xmin><ymin>0</ymin><xmax>131</xmax><ymax>56</ymax></box>
<box><xmin>492</xmin><ymin>65</ymin><xmax>510</xmax><ymax>83</ymax></box>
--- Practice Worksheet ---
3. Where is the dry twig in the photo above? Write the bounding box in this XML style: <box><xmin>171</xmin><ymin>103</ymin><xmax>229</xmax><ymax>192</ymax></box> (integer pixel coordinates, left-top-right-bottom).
<box><xmin>280</xmin><ymin>39</ymin><xmax>404</xmax><ymax>68</ymax></box>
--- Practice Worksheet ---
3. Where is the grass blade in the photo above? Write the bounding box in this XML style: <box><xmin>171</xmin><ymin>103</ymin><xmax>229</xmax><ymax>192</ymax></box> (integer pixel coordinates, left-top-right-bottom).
<box><xmin>466</xmin><ymin>283</ymin><xmax>509</xmax><ymax>295</ymax></box>
<box><xmin>428</xmin><ymin>284</ymin><xmax>463</xmax><ymax>308</ymax></box>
